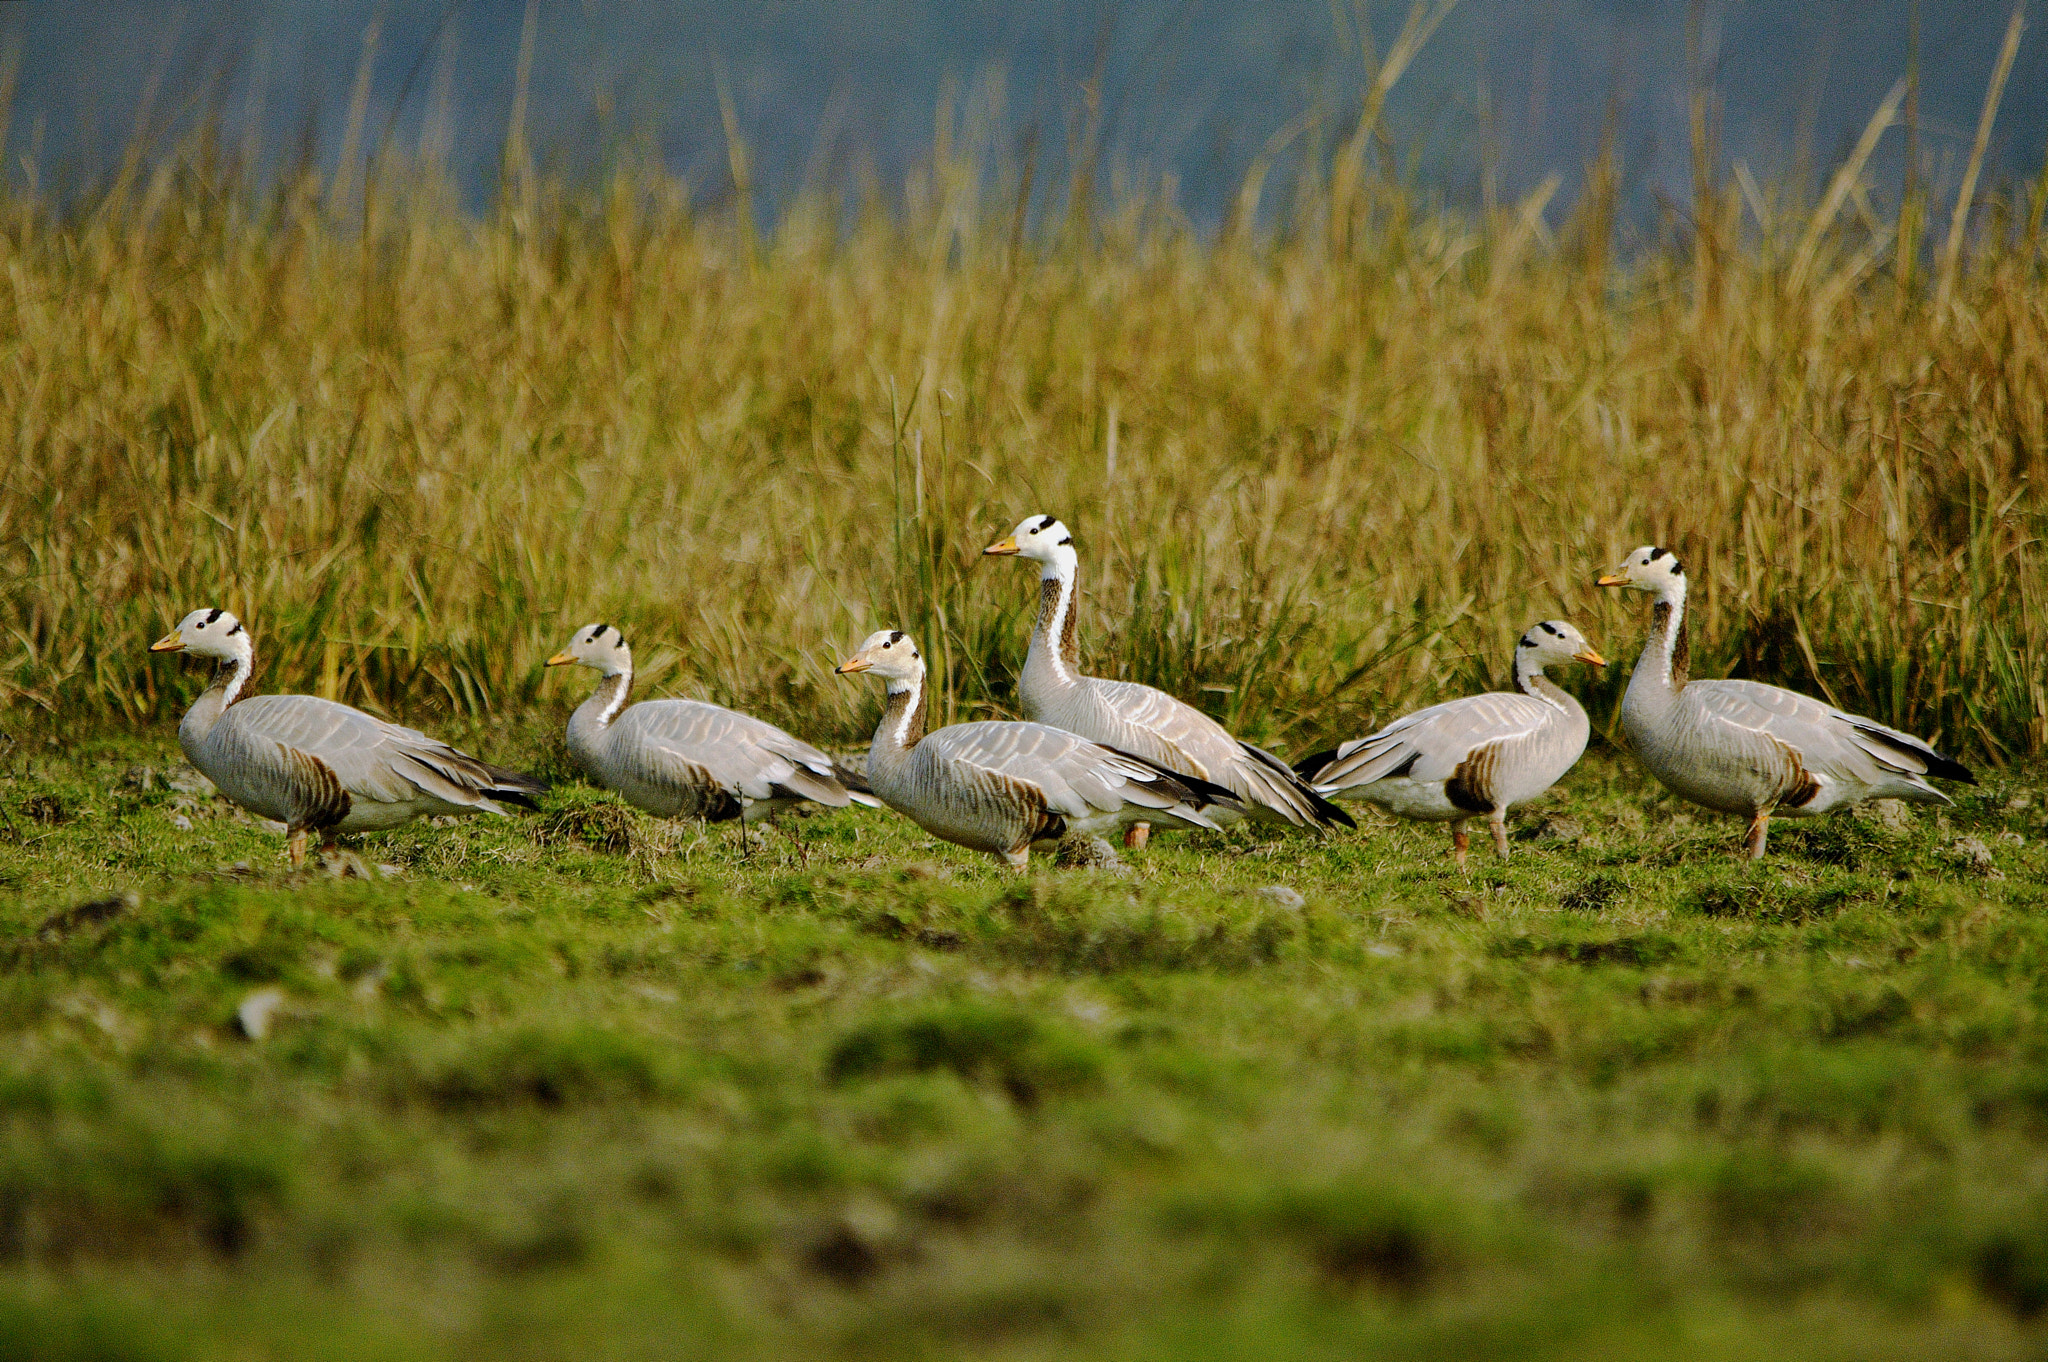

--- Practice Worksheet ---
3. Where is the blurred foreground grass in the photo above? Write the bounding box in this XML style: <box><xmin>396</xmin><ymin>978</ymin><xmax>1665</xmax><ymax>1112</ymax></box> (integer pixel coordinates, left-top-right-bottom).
<box><xmin>0</xmin><ymin>731</ymin><xmax>2043</xmax><ymax>1358</ymax></box>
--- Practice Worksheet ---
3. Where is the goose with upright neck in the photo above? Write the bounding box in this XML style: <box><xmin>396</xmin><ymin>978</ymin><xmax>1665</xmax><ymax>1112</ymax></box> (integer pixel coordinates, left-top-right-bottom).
<box><xmin>834</xmin><ymin>628</ymin><xmax>1236</xmax><ymax>870</ymax></box>
<box><xmin>149</xmin><ymin>608</ymin><xmax>546</xmax><ymax>866</ymax></box>
<box><xmin>1598</xmin><ymin>546</ymin><xmax>1974</xmax><ymax>857</ymax></box>
<box><xmin>546</xmin><ymin>622</ymin><xmax>876</xmax><ymax>825</ymax></box>
<box><xmin>984</xmin><ymin>515</ymin><xmax>1352</xmax><ymax>840</ymax></box>
<box><xmin>1294</xmin><ymin>621</ymin><xmax>1606</xmax><ymax>866</ymax></box>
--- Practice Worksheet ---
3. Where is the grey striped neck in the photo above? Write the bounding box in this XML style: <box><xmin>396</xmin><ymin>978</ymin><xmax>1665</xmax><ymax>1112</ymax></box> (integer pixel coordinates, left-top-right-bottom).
<box><xmin>587</xmin><ymin>670</ymin><xmax>633</xmax><ymax>728</ymax></box>
<box><xmin>1514</xmin><ymin>658</ymin><xmax>1574</xmax><ymax>715</ymax></box>
<box><xmin>880</xmin><ymin>680</ymin><xmax>929</xmax><ymax>750</ymax></box>
<box><xmin>567</xmin><ymin>670</ymin><xmax>633</xmax><ymax>774</ymax></box>
<box><xmin>1648</xmin><ymin>595</ymin><xmax>1690</xmax><ymax>692</ymax></box>
<box><xmin>213</xmin><ymin>655</ymin><xmax>252</xmax><ymax>708</ymax></box>
<box><xmin>179</xmin><ymin>655</ymin><xmax>250</xmax><ymax>748</ymax></box>
<box><xmin>1028</xmin><ymin>569</ymin><xmax>1082</xmax><ymax>689</ymax></box>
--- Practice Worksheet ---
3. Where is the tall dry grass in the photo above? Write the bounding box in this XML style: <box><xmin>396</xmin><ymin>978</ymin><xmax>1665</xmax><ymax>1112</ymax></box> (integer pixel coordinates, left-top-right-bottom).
<box><xmin>0</xmin><ymin>90</ymin><xmax>2044</xmax><ymax>763</ymax></box>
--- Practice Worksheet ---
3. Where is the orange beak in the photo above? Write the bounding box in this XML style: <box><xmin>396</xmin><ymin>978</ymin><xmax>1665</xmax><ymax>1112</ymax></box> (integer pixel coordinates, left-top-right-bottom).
<box><xmin>982</xmin><ymin>536</ymin><xmax>1019</xmax><ymax>556</ymax></box>
<box><xmin>149</xmin><ymin>632</ymin><xmax>184</xmax><ymax>653</ymax></box>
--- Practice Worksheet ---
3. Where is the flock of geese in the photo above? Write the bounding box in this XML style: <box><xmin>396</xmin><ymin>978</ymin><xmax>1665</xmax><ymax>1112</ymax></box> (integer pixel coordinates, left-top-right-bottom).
<box><xmin>147</xmin><ymin>527</ymin><xmax>1974</xmax><ymax>872</ymax></box>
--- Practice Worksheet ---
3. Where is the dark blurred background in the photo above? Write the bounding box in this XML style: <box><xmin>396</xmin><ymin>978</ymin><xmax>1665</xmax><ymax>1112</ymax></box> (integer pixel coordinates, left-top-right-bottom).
<box><xmin>8</xmin><ymin>2</ymin><xmax>2044</xmax><ymax>229</ymax></box>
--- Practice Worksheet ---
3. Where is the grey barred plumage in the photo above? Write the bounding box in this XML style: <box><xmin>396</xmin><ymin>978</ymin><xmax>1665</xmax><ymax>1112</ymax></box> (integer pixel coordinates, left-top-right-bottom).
<box><xmin>150</xmin><ymin>608</ymin><xmax>545</xmax><ymax>866</ymax></box>
<box><xmin>1599</xmin><ymin>546</ymin><xmax>1974</xmax><ymax>858</ymax></box>
<box><xmin>984</xmin><ymin>515</ymin><xmax>1352</xmax><ymax>837</ymax></box>
<box><xmin>834</xmin><ymin>628</ymin><xmax>1237</xmax><ymax>870</ymax></box>
<box><xmin>547</xmin><ymin>623</ymin><xmax>877</xmax><ymax>826</ymax></box>
<box><xmin>1295</xmin><ymin>620</ymin><xmax>1605</xmax><ymax>866</ymax></box>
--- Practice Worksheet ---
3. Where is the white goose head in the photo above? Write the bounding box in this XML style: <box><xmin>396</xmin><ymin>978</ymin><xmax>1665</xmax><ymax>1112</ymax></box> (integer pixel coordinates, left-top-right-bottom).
<box><xmin>151</xmin><ymin>608</ymin><xmax>253</xmax><ymax>665</ymax></box>
<box><xmin>984</xmin><ymin>514</ymin><xmax>1077</xmax><ymax>579</ymax></box>
<box><xmin>546</xmin><ymin>622</ymin><xmax>633</xmax><ymax>677</ymax></box>
<box><xmin>835</xmin><ymin>629</ymin><xmax>925</xmax><ymax>691</ymax></box>
<box><xmin>1598</xmin><ymin>545</ymin><xmax>1687</xmax><ymax>601</ymax></box>
<box><xmin>1515</xmin><ymin>620</ymin><xmax>1606</xmax><ymax>673</ymax></box>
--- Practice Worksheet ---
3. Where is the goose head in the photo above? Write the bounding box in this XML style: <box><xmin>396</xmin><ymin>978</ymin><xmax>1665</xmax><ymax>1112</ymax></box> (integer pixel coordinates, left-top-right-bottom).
<box><xmin>835</xmin><ymin>629</ymin><xmax>925</xmax><ymax>689</ymax></box>
<box><xmin>1517</xmin><ymin>620</ymin><xmax>1606</xmax><ymax>671</ymax></box>
<box><xmin>151</xmin><ymin>608</ymin><xmax>253</xmax><ymax>663</ymax></box>
<box><xmin>547</xmin><ymin>623</ymin><xmax>633</xmax><ymax>677</ymax></box>
<box><xmin>984</xmin><ymin>514</ymin><xmax>1076</xmax><ymax>578</ymax></box>
<box><xmin>1598</xmin><ymin>545</ymin><xmax>1687</xmax><ymax>600</ymax></box>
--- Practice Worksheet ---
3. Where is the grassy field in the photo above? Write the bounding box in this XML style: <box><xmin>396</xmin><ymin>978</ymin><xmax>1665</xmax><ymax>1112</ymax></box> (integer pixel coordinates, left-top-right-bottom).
<box><xmin>0</xmin><ymin>729</ymin><xmax>2043</xmax><ymax>1360</ymax></box>
<box><xmin>2</xmin><ymin>53</ymin><xmax>2047</xmax><ymax>1357</ymax></box>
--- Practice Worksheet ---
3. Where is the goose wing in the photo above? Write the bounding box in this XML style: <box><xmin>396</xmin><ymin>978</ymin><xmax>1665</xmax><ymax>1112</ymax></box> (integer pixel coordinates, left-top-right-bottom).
<box><xmin>1084</xmin><ymin>678</ymin><xmax>1231</xmax><ymax>775</ymax></box>
<box><xmin>612</xmin><ymin>699</ymin><xmax>861</xmax><ymax>807</ymax></box>
<box><xmin>921</xmin><ymin>721</ymin><xmax>1220</xmax><ymax>827</ymax></box>
<box><xmin>1686</xmin><ymin>680</ymin><xmax>1973</xmax><ymax>785</ymax></box>
<box><xmin>1297</xmin><ymin>693</ymin><xmax>1556</xmax><ymax>792</ymax></box>
<box><xmin>1087</xmin><ymin>678</ymin><xmax>1352</xmax><ymax>827</ymax></box>
<box><xmin>222</xmin><ymin>695</ymin><xmax>545</xmax><ymax>811</ymax></box>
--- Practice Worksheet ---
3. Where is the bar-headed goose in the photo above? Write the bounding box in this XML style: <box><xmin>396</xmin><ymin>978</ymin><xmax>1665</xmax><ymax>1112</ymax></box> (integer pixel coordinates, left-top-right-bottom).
<box><xmin>546</xmin><ymin>623</ymin><xmax>877</xmax><ymax>825</ymax></box>
<box><xmin>150</xmin><ymin>609</ymin><xmax>545</xmax><ymax>865</ymax></box>
<box><xmin>1295</xmin><ymin>621</ymin><xmax>1605</xmax><ymax>866</ymax></box>
<box><xmin>984</xmin><ymin>515</ymin><xmax>1352</xmax><ymax>841</ymax></box>
<box><xmin>1598</xmin><ymin>546</ymin><xmax>1974</xmax><ymax>857</ymax></box>
<box><xmin>834</xmin><ymin>629</ymin><xmax>1237</xmax><ymax>869</ymax></box>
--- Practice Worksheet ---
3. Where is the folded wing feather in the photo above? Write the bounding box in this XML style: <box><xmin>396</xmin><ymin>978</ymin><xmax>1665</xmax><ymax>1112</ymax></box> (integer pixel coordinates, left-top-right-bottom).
<box><xmin>925</xmin><ymin>721</ymin><xmax>1212</xmax><ymax>824</ymax></box>
<box><xmin>223</xmin><ymin>695</ymin><xmax>533</xmax><ymax>810</ymax></box>
<box><xmin>1687</xmin><ymin>681</ymin><xmax>1953</xmax><ymax>784</ymax></box>
<box><xmin>1308</xmin><ymin>693</ymin><xmax>1554</xmax><ymax>790</ymax></box>
<box><xmin>611</xmin><ymin>699</ymin><xmax>861</xmax><ymax>809</ymax></box>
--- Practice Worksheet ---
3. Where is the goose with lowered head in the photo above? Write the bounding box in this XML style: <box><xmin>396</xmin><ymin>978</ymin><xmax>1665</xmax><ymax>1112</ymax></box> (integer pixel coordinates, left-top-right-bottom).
<box><xmin>984</xmin><ymin>515</ymin><xmax>1352</xmax><ymax>843</ymax></box>
<box><xmin>150</xmin><ymin>608</ymin><xmax>546</xmax><ymax>865</ymax></box>
<box><xmin>547</xmin><ymin>622</ymin><xmax>877</xmax><ymax>825</ymax></box>
<box><xmin>834</xmin><ymin>628</ymin><xmax>1238</xmax><ymax>869</ymax></box>
<box><xmin>1295</xmin><ymin>620</ymin><xmax>1606</xmax><ymax>866</ymax></box>
<box><xmin>1598</xmin><ymin>546</ymin><xmax>1973</xmax><ymax>857</ymax></box>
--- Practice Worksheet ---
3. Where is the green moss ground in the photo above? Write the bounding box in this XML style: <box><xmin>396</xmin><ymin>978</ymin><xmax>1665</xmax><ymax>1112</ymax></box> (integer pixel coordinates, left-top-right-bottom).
<box><xmin>0</xmin><ymin>727</ymin><xmax>2043</xmax><ymax>1360</ymax></box>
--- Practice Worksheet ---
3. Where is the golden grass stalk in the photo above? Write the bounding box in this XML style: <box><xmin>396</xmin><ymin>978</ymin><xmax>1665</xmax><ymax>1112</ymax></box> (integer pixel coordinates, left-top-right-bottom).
<box><xmin>0</xmin><ymin>100</ymin><xmax>2041</xmax><ymax>764</ymax></box>
<box><xmin>1934</xmin><ymin>4</ymin><xmax>2026</xmax><ymax>316</ymax></box>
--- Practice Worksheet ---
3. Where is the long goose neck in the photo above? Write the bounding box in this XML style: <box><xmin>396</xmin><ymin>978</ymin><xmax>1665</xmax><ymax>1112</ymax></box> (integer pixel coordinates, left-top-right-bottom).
<box><xmin>568</xmin><ymin>669</ymin><xmax>633</xmax><ymax>759</ymax></box>
<box><xmin>1631</xmin><ymin>584</ymin><xmax>1690</xmax><ymax>706</ymax></box>
<box><xmin>1023</xmin><ymin>562</ymin><xmax>1082</xmax><ymax>692</ymax></box>
<box><xmin>1515</xmin><ymin>657</ymin><xmax>1568</xmax><ymax>714</ymax></box>
<box><xmin>1517</xmin><ymin>666</ymin><xmax>1583</xmax><ymax>721</ymax></box>
<box><xmin>868</xmin><ymin>678</ymin><xmax>929</xmax><ymax>775</ymax></box>
<box><xmin>216</xmin><ymin>654</ymin><xmax>252</xmax><ymax>708</ymax></box>
<box><xmin>179</xmin><ymin>651</ymin><xmax>251</xmax><ymax>753</ymax></box>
